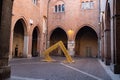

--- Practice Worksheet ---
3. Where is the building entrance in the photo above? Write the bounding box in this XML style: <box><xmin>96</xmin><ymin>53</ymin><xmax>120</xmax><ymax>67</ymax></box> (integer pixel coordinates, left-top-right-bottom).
<box><xmin>13</xmin><ymin>19</ymin><xmax>25</xmax><ymax>57</ymax></box>
<box><xmin>75</xmin><ymin>26</ymin><xmax>98</xmax><ymax>57</ymax></box>
<box><xmin>50</xmin><ymin>27</ymin><xmax>68</xmax><ymax>56</ymax></box>
<box><xmin>31</xmin><ymin>27</ymin><xmax>39</xmax><ymax>57</ymax></box>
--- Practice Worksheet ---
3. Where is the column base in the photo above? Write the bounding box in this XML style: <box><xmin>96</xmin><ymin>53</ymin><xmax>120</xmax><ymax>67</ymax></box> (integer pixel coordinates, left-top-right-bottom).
<box><xmin>27</xmin><ymin>54</ymin><xmax>32</xmax><ymax>58</ymax></box>
<box><xmin>111</xmin><ymin>64</ymin><xmax>120</xmax><ymax>74</ymax></box>
<box><xmin>104</xmin><ymin>58</ymin><xmax>111</xmax><ymax>65</ymax></box>
<box><xmin>68</xmin><ymin>50</ymin><xmax>75</xmax><ymax>57</ymax></box>
<box><xmin>68</xmin><ymin>40</ymin><xmax>75</xmax><ymax>57</ymax></box>
<box><xmin>0</xmin><ymin>66</ymin><xmax>11</xmax><ymax>79</ymax></box>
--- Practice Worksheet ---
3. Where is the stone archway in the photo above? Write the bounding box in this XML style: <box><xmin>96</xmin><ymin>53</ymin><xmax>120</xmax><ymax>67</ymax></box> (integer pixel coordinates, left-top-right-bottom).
<box><xmin>50</xmin><ymin>27</ymin><xmax>68</xmax><ymax>56</ymax></box>
<box><xmin>31</xmin><ymin>27</ymin><xmax>40</xmax><ymax>57</ymax></box>
<box><xmin>75</xmin><ymin>26</ymin><xmax>98</xmax><ymax>58</ymax></box>
<box><xmin>12</xmin><ymin>19</ymin><xmax>25</xmax><ymax>58</ymax></box>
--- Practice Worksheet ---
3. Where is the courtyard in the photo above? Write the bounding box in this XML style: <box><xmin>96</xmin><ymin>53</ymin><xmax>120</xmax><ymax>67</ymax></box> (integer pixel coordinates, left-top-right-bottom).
<box><xmin>8</xmin><ymin>57</ymin><xmax>119</xmax><ymax>80</ymax></box>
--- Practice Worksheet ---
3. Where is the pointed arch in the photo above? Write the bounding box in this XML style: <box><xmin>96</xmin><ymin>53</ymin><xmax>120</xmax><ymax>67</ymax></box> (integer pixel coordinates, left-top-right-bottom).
<box><xmin>12</xmin><ymin>19</ymin><xmax>27</xmax><ymax>57</ymax></box>
<box><xmin>31</xmin><ymin>26</ymin><xmax>41</xmax><ymax>57</ymax></box>
<box><xmin>49</xmin><ymin>27</ymin><xmax>68</xmax><ymax>40</ymax></box>
<box><xmin>12</xmin><ymin>17</ymin><xmax>28</xmax><ymax>35</ymax></box>
<box><xmin>75</xmin><ymin>26</ymin><xmax>98</xmax><ymax>57</ymax></box>
<box><xmin>74</xmin><ymin>25</ymin><xmax>98</xmax><ymax>40</ymax></box>
<box><xmin>49</xmin><ymin>27</ymin><xmax>68</xmax><ymax>56</ymax></box>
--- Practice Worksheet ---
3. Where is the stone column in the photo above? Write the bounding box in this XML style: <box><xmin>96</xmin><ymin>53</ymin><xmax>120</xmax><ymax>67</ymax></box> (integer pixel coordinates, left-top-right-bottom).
<box><xmin>23</xmin><ymin>35</ymin><xmax>29</xmax><ymax>57</ymax></box>
<box><xmin>47</xmin><ymin>40</ymin><xmax>50</xmax><ymax>48</ymax></box>
<box><xmin>111</xmin><ymin>15</ymin><xmax>120</xmax><ymax>74</ymax></box>
<box><xmin>28</xmin><ymin>34</ymin><xmax>32</xmax><ymax>58</ymax></box>
<box><xmin>68</xmin><ymin>40</ymin><xmax>75</xmax><ymax>56</ymax></box>
<box><xmin>112</xmin><ymin>15</ymin><xmax>120</xmax><ymax>74</ymax></box>
<box><xmin>0</xmin><ymin>0</ymin><xmax>13</xmax><ymax>79</ymax></box>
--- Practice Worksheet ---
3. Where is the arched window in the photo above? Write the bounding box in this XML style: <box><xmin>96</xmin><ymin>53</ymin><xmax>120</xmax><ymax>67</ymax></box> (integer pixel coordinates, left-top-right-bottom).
<box><xmin>62</xmin><ymin>4</ymin><xmax>65</xmax><ymax>12</ymax></box>
<box><xmin>90</xmin><ymin>1</ymin><xmax>94</xmax><ymax>9</ymax></box>
<box><xmin>58</xmin><ymin>5</ymin><xmax>61</xmax><ymax>12</ymax></box>
<box><xmin>32</xmin><ymin>0</ymin><xmax>38</xmax><ymax>5</ymax></box>
<box><xmin>81</xmin><ymin>1</ymin><xmax>94</xmax><ymax>10</ymax></box>
<box><xmin>81</xmin><ymin>2</ymin><xmax>85</xmax><ymax>9</ymax></box>
<box><xmin>55</xmin><ymin>5</ymin><xmax>57</xmax><ymax>12</ymax></box>
<box><xmin>54</xmin><ymin>1</ymin><xmax>65</xmax><ymax>13</ymax></box>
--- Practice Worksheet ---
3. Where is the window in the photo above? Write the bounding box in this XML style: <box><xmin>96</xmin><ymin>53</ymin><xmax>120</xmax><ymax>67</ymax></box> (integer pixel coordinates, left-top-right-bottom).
<box><xmin>32</xmin><ymin>0</ymin><xmax>38</xmax><ymax>5</ymax></box>
<box><xmin>58</xmin><ymin>5</ymin><xmax>61</xmax><ymax>12</ymax></box>
<box><xmin>81</xmin><ymin>1</ymin><xmax>94</xmax><ymax>10</ymax></box>
<box><xmin>81</xmin><ymin>2</ymin><xmax>85</xmax><ymax>9</ymax></box>
<box><xmin>90</xmin><ymin>1</ymin><xmax>94</xmax><ymax>9</ymax></box>
<box><xmin>55</xmin><ymin>5</ymin><xmax>57</xmax><ymax>12</ymax></box>
<box><xmin>62</xmin><ymin>4</ymin><xmax>65</xmax><ymax>12</ymax></box>
<box><xmin>54</xmin><ymin>1</ymin><xmax>65</xmax><ymax>13</ymax></box>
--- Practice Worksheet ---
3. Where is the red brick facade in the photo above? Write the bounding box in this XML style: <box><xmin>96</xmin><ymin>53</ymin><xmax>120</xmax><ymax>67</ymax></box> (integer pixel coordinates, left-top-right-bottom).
<box><xmin>7</xmin><ymin>0</ymin><xmax>120</xmax><ymax>74</ymax></box>
<box><xmin>1</xmin><ymin>0</ymin><xmax>120</xmax><ymax>79</ymax></box>
<box><xmin>10</xmin><ymin>0</ymin><xmax>100</xmax><ymax>58</ymax></box>
<box><xmin>48</xmin><ymin>0</ymin><xmax>99</xmax><ymax>56</ymax></box>
<box><xmin>10</xmin><ymin>0</ymin><xmax>48</xmax><ymax>58</ymax></box>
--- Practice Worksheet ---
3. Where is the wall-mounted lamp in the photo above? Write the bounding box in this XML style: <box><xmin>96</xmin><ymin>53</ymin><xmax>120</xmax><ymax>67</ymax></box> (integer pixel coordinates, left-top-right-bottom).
<box><xmin>68</xmin><ymin>29</ymin><xmax>74</xmax><ymax>36</ymax></box>
<box><xmin>68</xmin><ymin>29</ymin><xmax>74</xmax><ymax>40</ymax></box>
<box><xmin>29</xmin><ymin>19</ymin><xmax>33</xmax><ymax>25</ymax></box>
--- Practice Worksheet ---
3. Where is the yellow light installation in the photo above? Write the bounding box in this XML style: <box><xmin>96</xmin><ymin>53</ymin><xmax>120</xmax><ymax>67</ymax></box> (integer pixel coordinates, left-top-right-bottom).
<box><xmin>42</xmin><ymin>41</ymin><xmax>74</xmax><ymax>63</ymax></box>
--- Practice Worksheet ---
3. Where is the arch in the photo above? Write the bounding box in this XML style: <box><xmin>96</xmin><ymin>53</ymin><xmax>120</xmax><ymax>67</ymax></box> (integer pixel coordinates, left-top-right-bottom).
<box><xmin>12</xmin><ymin>19</ymin><xmax>26</xmax><ymax>57</ymax></box>
<box><xmin>54</xmin><ymin>0</ymin><xmax>65</xmax><ymax>5</ymax></box>
<box><xmin>31</xmin><ymin>26</ymin><xmax>40</xmax><ymax>57</ymax></box>
<box><xmin>31</xmin><ymin>25</ymin><xmax>41</xmax><ymax>38</ymax></box>
<box><xmin>49</xmin><ymin>27</ymin><xmax>68</xmax><ymax>56</ymax></box>
<box><xmin>74</xmin><ymin>24</ymin><xmax>98</xmax><ymax>40</ymax></box>
<box><xmin>52</xmin><ymin>0</ymin><xmax>65</xmax><ymax>12</ymax></box>
<box><xmin>12</xmin><ymin>17</ymin><xmax>28</xmax><ymax>35</ymax></box>
<box><xmin>49</xmin><ymin>26</ymin><xmax>68</xmax><ymax>40</ymax></box>
<box><xmin>75</xmin><ymin>26</ymin><xmax>98</xmax><ymax>57</ymax></box>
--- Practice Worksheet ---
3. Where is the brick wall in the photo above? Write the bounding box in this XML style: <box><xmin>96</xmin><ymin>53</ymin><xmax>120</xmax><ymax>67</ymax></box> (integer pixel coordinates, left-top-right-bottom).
<box><xmin>48</xmin><ymin>0</ymin><xmax>99</xmax><ymax>40</ymax></box>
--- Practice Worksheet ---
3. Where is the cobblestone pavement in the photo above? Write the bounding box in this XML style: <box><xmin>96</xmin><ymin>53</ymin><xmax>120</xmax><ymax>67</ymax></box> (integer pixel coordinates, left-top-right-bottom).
<box><xmin>8</xmin><ymin>57</ymin><xmax>113</xmax><ymax>80</ymax></box>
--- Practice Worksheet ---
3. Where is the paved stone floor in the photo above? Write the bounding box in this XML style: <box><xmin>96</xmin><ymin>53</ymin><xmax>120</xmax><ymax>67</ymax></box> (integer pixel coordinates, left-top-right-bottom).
<box><xmin>8</xmin><ymin>57</ymin><xmax>119</xmax><ymax>80</ymax></box>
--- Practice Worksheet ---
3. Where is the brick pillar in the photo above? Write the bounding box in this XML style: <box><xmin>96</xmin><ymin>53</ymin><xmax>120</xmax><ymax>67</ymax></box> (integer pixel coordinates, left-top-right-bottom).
<box><xmin>111</xmin><ymin>15</ymin><xmax>120</xmax><ymax>74</ymax></box>
<box><xmin>68</xmin><ymin>40</ymin><xmax>75</xmax><ymax>56</ymax></box>
<box><xmin>0</xmin><ymin>0</ymin><xmax>13</xmax><ymax>79</ymax></box>
<box><xmin>23</xmin><ymin>35</ymin><xmax>29</xmax><ymax>57</ymax></box>
<box><xmin>104</xmin><ymin>29</ymin><xmax>111</xmax><ymax>65</ymax></box>
<box><xmin>28</xmin><ymin>34</ymin><xmax>32</xmax><ymax>58</ymax></box>
<box><xmin>113</xmin><ymin>15</ymin><xmax>120</xmax><ymax>74</ymax></box>
<box><xmin>111</xmin><ymin>0</ymin><xmax>120</xmax><ymax>74</ymax></box>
